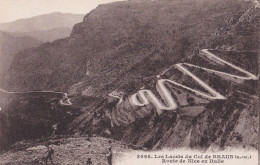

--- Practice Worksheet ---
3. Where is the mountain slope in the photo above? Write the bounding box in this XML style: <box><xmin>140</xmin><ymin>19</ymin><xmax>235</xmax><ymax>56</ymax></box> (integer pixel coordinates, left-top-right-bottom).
<box><xmin>68</xmin><ymin>1</ymin><xmax>259</xmax><ymax>150</ymax></box>
<box><xmin>0</xmin><ymin>31</ymin><xmax>42</xmax><ymax>79</ymax></box>
<box><xmin>2</xmin><ymin>0</ymin><xmax>251</xmax><ymax>93</ymax></box>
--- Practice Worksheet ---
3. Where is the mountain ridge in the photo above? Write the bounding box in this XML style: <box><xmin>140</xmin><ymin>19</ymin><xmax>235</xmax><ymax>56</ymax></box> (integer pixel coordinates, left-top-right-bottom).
<box><xmin>0</xmin><ymin>12</ymin><xmax>84</xmax><ymax>33</ymax></box>
<box><xmin>0</xmin><ymin>12</ymin><xmax>84</xmax><ymax>42</ymax></box>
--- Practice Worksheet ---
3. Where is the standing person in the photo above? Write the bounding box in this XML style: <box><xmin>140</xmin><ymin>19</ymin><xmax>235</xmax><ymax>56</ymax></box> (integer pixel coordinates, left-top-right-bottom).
<box><xmin>86</xmin><ymin>131</ymin><xmax>92</xmax><ymax>142</ymax></box>
<box><xmin>106</xmin><ymin>147</ymin><xmax>113</xmax><ymax>165</ymax></box>
<box><xmin>45</xmin><ymin>146</ymin><xmax>54</xmax><ymax>164</ymax></box>
<box><xmin>86</xmin><ymin>158</ymin><xmax>93</xmax><ymax>165</ymax></box>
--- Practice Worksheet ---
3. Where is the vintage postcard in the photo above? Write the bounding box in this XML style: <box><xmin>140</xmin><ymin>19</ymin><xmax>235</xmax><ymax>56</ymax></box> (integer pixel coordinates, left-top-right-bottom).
<box><xmin>0</xmin><ymin>0</ymin><xmax>259</xmax><ymax>164</ymax></box>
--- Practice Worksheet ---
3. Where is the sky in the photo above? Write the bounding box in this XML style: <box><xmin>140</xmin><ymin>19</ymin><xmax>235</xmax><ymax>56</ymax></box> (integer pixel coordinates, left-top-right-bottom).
<box><xmin>0</xmin><ymin>0</ymin><xmax>125</xmax><ymax>23</ymax></box>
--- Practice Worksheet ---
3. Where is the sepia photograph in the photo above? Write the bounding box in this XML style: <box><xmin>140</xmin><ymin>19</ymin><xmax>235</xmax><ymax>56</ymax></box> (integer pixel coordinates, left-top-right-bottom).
<box><xmin>0</xmin><ymin>0</ymin><xmax>259</xmax><ymax>164</ymax></box>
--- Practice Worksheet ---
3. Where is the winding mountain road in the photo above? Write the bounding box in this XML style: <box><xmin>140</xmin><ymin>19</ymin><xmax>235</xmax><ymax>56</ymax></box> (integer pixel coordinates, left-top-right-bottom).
<box><xmin>0</xmin><ymin>88</ymin><xmax>72</xmax><ymax>107</ymax></box>
<box><xmin>128</xmin><ymin>49</ymin><xmax>258</xmax><ymax>114</ymax></box>
<box><xmin>0</xmin><ymin>49</ymin><xmax>258</xmax><ymax>117</ymax></box>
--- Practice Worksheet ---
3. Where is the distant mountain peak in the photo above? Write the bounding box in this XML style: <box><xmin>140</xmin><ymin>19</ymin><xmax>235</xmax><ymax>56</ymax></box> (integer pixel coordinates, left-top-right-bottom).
<box><xmin>0</xmin><ymin>13</ymin><xmax>84</xmax><ymax>33</ymax></box>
